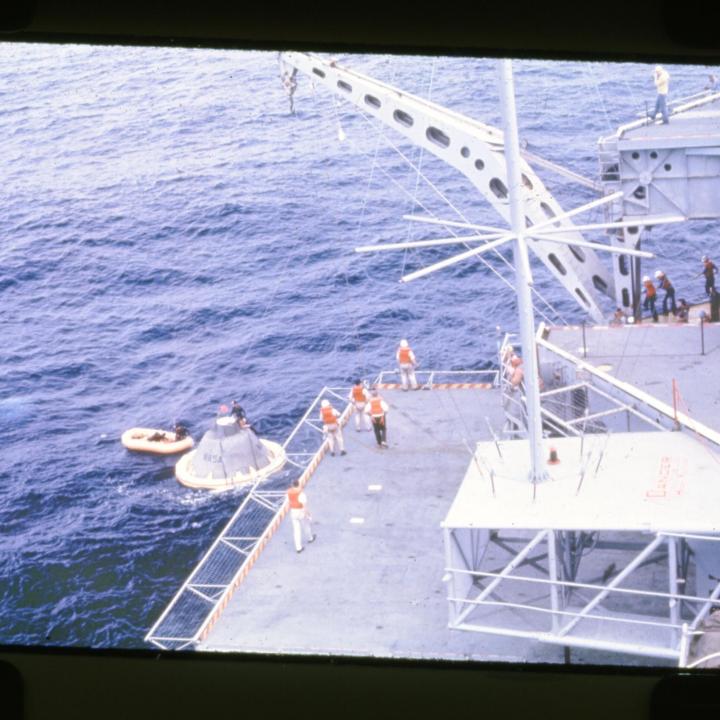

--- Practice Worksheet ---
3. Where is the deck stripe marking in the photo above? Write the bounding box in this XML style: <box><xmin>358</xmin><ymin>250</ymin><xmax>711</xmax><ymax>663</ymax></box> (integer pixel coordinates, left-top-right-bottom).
<box><xmin>376</xmin><ymin>382</ymin><xmax>492</xmax><ymax>390</ymax></box>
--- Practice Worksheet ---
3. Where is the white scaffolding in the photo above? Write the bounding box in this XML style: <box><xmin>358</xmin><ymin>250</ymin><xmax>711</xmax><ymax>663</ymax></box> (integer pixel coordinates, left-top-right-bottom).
<box><xmin>442</xmin><ymin>426</ymin><xmax>720</xmax><ymax>664</ymax></box>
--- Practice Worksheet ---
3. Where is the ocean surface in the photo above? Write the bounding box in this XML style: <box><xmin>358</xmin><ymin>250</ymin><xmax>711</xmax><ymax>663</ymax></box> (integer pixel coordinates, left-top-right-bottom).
<box><xmin>1</xmin><ymin>43</ymin><xmax>717</xmax><ymax>651</ymax></box>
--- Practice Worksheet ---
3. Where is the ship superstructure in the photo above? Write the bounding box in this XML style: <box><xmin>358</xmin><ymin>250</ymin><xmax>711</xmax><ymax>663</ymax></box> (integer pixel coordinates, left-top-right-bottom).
<box><xmin>146</xmin><ymin>54</ymin><xmax>720</xmax><ymax>668</ymax></box>
<box><xmin>598</xmin><ymin>91</ymin><xmax>720</xmax><ymax>315</ymax></box>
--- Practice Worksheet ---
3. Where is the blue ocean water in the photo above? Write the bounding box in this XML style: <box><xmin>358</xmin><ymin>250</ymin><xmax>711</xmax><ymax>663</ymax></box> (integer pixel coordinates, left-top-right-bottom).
<box><xmin>1</xmin><ymin>44</ymin><xmax>717</xmax><ymax>649</ymax></box>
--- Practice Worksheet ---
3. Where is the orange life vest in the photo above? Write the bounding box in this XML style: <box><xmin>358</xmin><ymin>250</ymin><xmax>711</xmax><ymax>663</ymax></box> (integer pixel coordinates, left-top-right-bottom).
<box><xmin>287</xmin><ymin>487</ymin><xmax>304</xmax><ymax>509</ymax></box>
<box><xmin>644</xmin><ymin>281</ymin><xmax>656</xmax><ymax>298</ymax></box>
<box><xmin>352</xmin><ymin>385</ymin><xmax>366</xmax><ymax>402</ymax></box>
<box><xmin>369</xmin><ymin>397</ymin><xmax>385</xmax><ymax>416</ymax></box>
<box><xmin>660</xmin><ymin>276</ymin><xmax>672</xmax><ymax>290</ymax></box>
<box><xmin>321</xmin><ymin>406</ymin><xmax>337</xmax><ymax>425</ymax></box>
<box><xmin>398</xmin><ymin>347</ymin><xmax>412</xmax><ymax>363</ymax></box>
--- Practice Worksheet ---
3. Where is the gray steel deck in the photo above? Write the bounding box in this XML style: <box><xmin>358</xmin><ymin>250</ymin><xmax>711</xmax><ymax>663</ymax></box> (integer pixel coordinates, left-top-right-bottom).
<box><xmin>198</xmin><ymin>384</ymin><xmax>672</xmax><ymax>665</ymax></box>
<box><xmin>199</xmin><ymin>386</ymin><xmax>563</xmax><ymax>661</ymax></box>
<box><xmin>621</xmin><ymin>96</ymin><xmax>720</xmax><ymax>147</ymax></box>
<box><xmin>545</xmin><ymin>321</ymin><xmax>720</xmax><ymax>429</ymax></box>
<box><xmin>186</xmin><ymin>323</ymin><xmax>720</xmax><ymax>666</ymax></box>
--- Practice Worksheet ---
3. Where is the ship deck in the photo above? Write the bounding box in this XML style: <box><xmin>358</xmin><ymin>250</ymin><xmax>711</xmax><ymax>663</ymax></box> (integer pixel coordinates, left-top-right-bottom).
<box><xmin>544</xmin><ymin>320</ymin><xmax>720</xmax><ymax>429</ymax></box>
<box><xmin>620</xmin><ymin>94</ymin><xmax>720</xmax><ymax>147</ymax></box>
<box><xmin>156</xmin><ymin>320</ymin><xmax>720</xmax><ymax>666</ymax></box>
<box><xmin>197</xmin><ymin>378</ymin><xmax>687</xmax><ymax>665</ymax></box>
<box><xmin>199</xmin><ymin>385</ymin><xmax>575</xmax><ymax>662</ymax></box>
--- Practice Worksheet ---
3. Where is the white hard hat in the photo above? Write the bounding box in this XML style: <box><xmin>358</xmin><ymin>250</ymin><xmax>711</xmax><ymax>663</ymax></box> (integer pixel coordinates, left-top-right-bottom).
<box><xmin>655</xmin><ymin>65</ymin><xmax>663</xmax><ymax>72</ymax></box>
<box><xmin>321</xmin><ymin>399</ymin><xmax>330</xmax><ymax>408</ymax></box>
<box><xmin>400</xmin><ymin>339</ymin><xmax>409</xmax><ymax>347</ymax></box>
<box><xmin>654</xmin><ymin>270</ymin><xmax>664</xmax><ymax>278</ymax></box>
<box><xmin>703</xmin><ymin>255</ymin><xmax>709</xmax><ymax>262</ymax></box>
<box><xmin>643</xmin><ymin>275</ymin><xmax>650</xmax><ymax>282</ymax></box>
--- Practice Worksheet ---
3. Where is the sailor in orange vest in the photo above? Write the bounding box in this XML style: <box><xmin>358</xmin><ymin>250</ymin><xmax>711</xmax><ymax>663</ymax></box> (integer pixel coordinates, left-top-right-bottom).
<box><xmin>396</xmin><ymin>339</ymin><xmax>419</xmax><ymax>391</ymax></box>
<box><xmin>286</xmin><ymin>479</ymin><xmax>315</xmax><ymax>554</ymax></box>
<box><xmin>654</xmin><ymin>270</ymin><xmax>677</xmax><ymax>316</ymax></box>
<box><xmin>699</xmin><ymin>255</ymin><xmax>718</xmax><ymax>297</ymax></box>
<box><xmin>364</xmin><ymin>388</ymin><xmax>389</xmax><ymax>448</ymax></box>
<box><xmin>319</xmin><ymin>399</ymin><xmax>346</xmax><ymax>456</ymax></box>
<box><xmin>348</xmin><ymin>379</ymin><xmax>371</xmax><ymax>431</ymax></box>
<box><xmin>642</xmin><ymin>275</ymin><xmax>658</xmax><ymax>322</ymax></box>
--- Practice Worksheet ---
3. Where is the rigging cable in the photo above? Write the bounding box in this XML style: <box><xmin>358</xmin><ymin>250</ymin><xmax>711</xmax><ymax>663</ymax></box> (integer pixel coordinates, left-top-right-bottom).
<box><xmin>328</xmin><ymin>90</ymin><xmax>392</xmax><ymax>381</ymax></box>
<box><xmin>346</xmin><ymin>109</ymin><xmax>567</xmax><ymax>327</ymax></box>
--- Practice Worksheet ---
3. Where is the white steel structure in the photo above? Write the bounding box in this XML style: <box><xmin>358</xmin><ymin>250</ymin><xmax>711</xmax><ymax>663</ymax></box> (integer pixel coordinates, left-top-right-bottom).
<box><xmin>443</xmin><ymin>430</ymin><xmax>720</xmax><ymax>662</ymax></box>
<box><xmin>281</xmin><ymin>52</ymin><xmax>617</xmax><ymax>323</ymax></box>
<box><xmin>280</xmin><ymin>52</ymin><xmax>720</xmax><ymax>665</ymax></box>
<box><xmin>598</xmin><ymin>91</ymin><xmax>720</xmax><ymax>314</ymax></box>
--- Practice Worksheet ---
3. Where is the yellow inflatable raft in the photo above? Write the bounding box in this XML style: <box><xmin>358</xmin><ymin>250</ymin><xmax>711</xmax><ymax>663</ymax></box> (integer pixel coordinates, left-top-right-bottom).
<box><xmin>121</xmin><ymin>427</ymin><xmax>194</xmax><ymax>455</ymax></box>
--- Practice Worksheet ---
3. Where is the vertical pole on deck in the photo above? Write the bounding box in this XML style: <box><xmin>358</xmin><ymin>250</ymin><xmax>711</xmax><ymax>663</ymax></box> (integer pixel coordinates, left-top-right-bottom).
<box><xmin>582</xmin><ymin>321</ymin><xmax>587</xmax><ymax>358</ymax></box>
<box><xmin>547</xmin><ymin>529</ymin><xmax>561</xmax><ymax>634</ymax></box>
<box><xmin>443</xmin><ymin>527</ymin><xmax>458</xmax><ymax>626</ymax></box>
<box><xmin>668</xmin><ymin>536</ymin><xmax>680</xmax><ymax>647</ymax></box>
<box><xmin>701</xmin><ymin>314</ymin><xmax>706</xmax><ymax>355</ymax></box>
<box><xmin>498</xmin><ymin>59</ymin><xmax>547</xmax><ymax>485</ymax></box>
<box><xmin>672</xmin><ymin>378</ymin><xmax>681</xmax><ymax>430</ymax></box>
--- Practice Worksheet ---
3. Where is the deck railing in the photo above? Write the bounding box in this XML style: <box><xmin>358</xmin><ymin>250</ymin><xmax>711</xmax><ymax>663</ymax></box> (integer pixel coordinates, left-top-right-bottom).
<box><xmin>144</xmin><ymin>384</ymin><xmax>353</xmax><ymax>650</ymax></box>
<box><xmin>374</xmin><ymin>368</ymin><xmax>499</xmax><ymax>388</ymax></box>
<box><xmin>145</xmin><ymin>370</ymin><xmax>499</xmax><ymax>650</ymax></box>
<box><xmin>445</xmin><ymin>529</ymin><xmax>720</xmax><ymax>664</ymax></box>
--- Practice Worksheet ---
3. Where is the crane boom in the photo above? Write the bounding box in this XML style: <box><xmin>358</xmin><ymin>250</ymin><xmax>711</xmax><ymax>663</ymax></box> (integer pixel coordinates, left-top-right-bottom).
<box><xmin>280</xmin><ymin>52</ymin><xmax>616</xmax><ymax>322</ymax></box>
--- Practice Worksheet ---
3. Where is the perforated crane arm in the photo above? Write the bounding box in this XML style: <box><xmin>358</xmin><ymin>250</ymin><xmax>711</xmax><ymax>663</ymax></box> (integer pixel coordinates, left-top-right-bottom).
<box><xmin>281</xmin><ymin>52</ymin><xmax>615</xmax><ymax>322</ymax></box>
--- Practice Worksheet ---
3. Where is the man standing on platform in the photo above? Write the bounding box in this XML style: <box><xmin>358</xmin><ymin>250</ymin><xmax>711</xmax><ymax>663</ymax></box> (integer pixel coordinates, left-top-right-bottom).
<box><xmin>348</xmin><ymin>379</ymin><xmax>371</xmax><ymax>432</ymax></box>
<box><xmin>396</xmin><ymin>339</ymin><xmax>419</xmax><ymax>391</ymax></box>
<box><xmin>655</xmin><ymin>270</ymin><xmax>677</xmax><ymax>316</ymax></box>
<box><xmin>287</xmin><ymin>479</ymin><xmax>315</xmax><ymax>554</ymax></box>
<box><xmin>652</xmin><ymin>65</ymin><xmax>670</xmax><ymax>124</ymax></box>
<box><xmin>365</xmin><ymin>388</ymin><xmax>389</xmax><ymax>449</ymax></box>
<box><xmin>319</xmin><ymin>399</ymin><xmax>346</xmax><ymax>457</ymax></box>
<box><xmin>701</xmin><ymin>255</ymin><xmax>718</xmax><ymax>297</ymax></box>
<box><xmin>642</xmin><ymin>275</ymin><xmax>659</xmax><ymax>322</ymax></box>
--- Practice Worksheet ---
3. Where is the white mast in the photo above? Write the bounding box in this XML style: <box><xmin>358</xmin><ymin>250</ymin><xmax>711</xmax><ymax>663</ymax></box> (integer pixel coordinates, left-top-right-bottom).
<box><xmin>498</xmin><ymin>59</ymin><xmax>547</xmax><ymax>485</ymax></box>
<box><xmin>277</xmin><ymin>52</ymin><xmax>688</xmax><ymax>487</ymax></box>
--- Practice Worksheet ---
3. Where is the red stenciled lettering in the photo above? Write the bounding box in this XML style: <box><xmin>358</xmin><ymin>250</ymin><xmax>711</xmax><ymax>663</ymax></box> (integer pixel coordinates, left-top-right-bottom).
<box><xmin>645</xmin><ymin>456</ymin><xmax>685</xmax><ymax>499</ymax></box>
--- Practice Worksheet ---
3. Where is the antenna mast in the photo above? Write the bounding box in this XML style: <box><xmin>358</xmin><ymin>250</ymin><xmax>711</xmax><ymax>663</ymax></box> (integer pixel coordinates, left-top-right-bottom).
<box><xmin>498</xmin><ymin>59</ymin><xmax>547</xmax><ymax>485</ymax></box>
